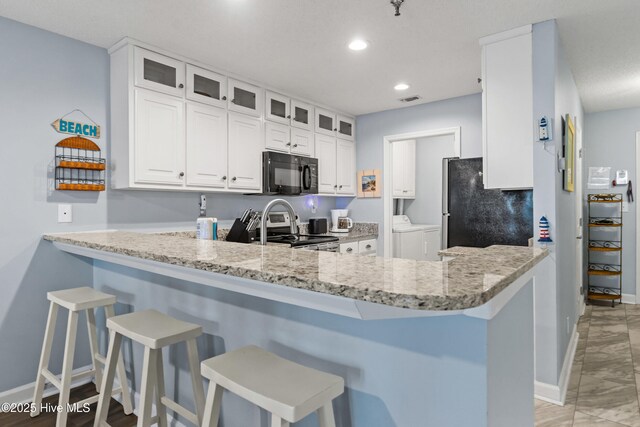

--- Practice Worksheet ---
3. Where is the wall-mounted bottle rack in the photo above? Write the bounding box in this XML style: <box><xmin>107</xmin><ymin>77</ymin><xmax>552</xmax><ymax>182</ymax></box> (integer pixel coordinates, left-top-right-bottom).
<box><xmin>54</xmin><ymin>136</ymin><xmax>105</xmax><ymax>191</ymax></box>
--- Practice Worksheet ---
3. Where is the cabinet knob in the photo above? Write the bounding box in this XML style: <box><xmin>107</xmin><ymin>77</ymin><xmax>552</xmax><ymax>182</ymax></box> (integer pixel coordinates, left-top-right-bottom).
<box><xmin>339</xmin><ymin>185</ymin><xmax>343</xmax><ymax>189</ymax></box>
<box><xmin>293</xmin><ymin>144</ymin><xmax>298</xmax><ymax>148</ymax></box>
<box><xmin>366</xmin><ymin>244</ymin><xmax>372</xmax><ymax>249</ymax></box>
<box><xmin>287</xmin><ymin>115</ymin><xmax>291</xmax><ymax>119</ymax></box>
<box><xmin>334</xmin><ymin>128</ymin><xmax>337</xmax><ymax>131</ymax></box>
<box><xmin>334</xmin><ymin>185</ymin><xmax>338</xmax><ymax>189</ymax></box>
<box><xmin>346</xmin><ymin>247</ymin><xmax>353</xmax><ymax>252</ymax></box>
<box><xmin>286</xmin><ymin>142</ymin><xmax>291</xmax><ymax>146</ymax></box>
<box><xmin>222</xmin><ymin>96</ymin><xmax>227</xmax><ymax>101</ymax></box>
<box><xmin>179</xmin><ymin>172</ymin><xmax>185</xmax><ymax>178</ymax></box>
<box><xmin>222</xmin><ymin>176</ymin><xmax>227</xmax><ymax>180</ymax></box>
<box><xmin>232</xmin><ymin>177</ymin><xmax>237</xmax><ymax>181</ymax></box>
<box><xmin>178</xmin><ymin>83</ymin><xmax>184</xmax><ymax>89</ymax></box>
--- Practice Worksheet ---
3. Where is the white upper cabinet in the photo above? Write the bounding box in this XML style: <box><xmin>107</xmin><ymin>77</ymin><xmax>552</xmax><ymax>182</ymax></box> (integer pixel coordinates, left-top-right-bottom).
<box><xmin>392</xmin><ymin>139</ymin><xmax>416</xmax><ymax>198</ymax></box>
<box><xmin>337</xmin><ymin>115</ymin><xmax>355</xmax><ymax>141</ymax></box>
<box><xmin>228</xmin><ymin>112</ymin><xmax>263</xmax><ymax>190</ymax></box>
<box><xmin>291</xmin><ymin>99</ymin><xmax>314</xmax><ymax>131</ymax></box>
<box><xmin>316</xmin><ymin>134</ymin><xmax>337</xmax><ymax>194</ymax></box>
<box><xmin>480</xmin><ymin>25</ymin><xmax>533</xmax><ymax>189</ymax></box>
<box><xmin>336</xmin><ymin>139</ymin><xmax>356</xmax><ymax>194</ymax></box>
<box><xmin>265</xmin><ymin>121</ymin><xmax>291</xmax><ymax>153</ymax></box>
<box><xmin>290</xmin><ymin>128</ymin><xmax>313</xmax><ymax>156</ymax></box>
<box><xmin>134</xmin><ymin>47</ymin><xmax>185</xmax><ymax>97</ymax></box>
<box><xmin>186</xmin><ymin>103</ymin><xmax>228</xmax><ymax>188</ymax></box>
<box><xmin>228</xmin><ymin>79</ymin><xmax>263</xmax><ymax>117</ymax></box>
<box><xmin>186</xmin><ymin>64</ymin><xmax>227</xmax><ymax>108</ymax></box>
<box><xmin>265</xmin><ymin>91</ymin><xmax>291</xmax><ymax>125</ymax></box>
<box><xmin>315</xmin><ymin>108</ymin><xmax>336</xmax><ymax>136</ymax></box>
<box><xmin>134</xmin><ymin>88</ymin><xmax>185</xmax><ymax>185</ymax></box>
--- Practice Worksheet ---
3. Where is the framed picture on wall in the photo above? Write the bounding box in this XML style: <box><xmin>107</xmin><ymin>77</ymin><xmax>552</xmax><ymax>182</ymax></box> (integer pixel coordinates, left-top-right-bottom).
<box><xmin>563</xmin><ymin>114</ymin><xmax>575</xmax><ymax>192</ymax></box>
<box><xmin>357</xmin><ymin>169</ymin><xmax>382</xmax><ymax>198</ymax></box>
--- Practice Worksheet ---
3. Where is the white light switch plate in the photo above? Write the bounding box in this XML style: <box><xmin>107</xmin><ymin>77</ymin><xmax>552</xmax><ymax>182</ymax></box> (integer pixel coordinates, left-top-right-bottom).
<box><xmin>58</xmin><ymin>204</ymin><xmax>72</xmax><ymax>223</ymax></box>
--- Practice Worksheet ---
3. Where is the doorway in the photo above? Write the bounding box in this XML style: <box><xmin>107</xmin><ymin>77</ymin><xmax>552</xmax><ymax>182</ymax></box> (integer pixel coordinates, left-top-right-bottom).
<box><xmin>383</xmin><ymin>127</ymin><xmax>461</xmax><ymax>257</ymax></box>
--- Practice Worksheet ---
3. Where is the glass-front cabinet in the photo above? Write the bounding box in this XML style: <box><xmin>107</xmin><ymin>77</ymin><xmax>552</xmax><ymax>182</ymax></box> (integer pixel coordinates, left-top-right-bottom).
<box><xmin>337</xmin><ymin>115</ymin><xmax>355</xmax><ymax>141</ymax></box>
<box><xmin>186</xmin><ymin>64</ymin><xmax>227</xmax><ymax>108</ymax></box>
<box><xmin>134</xmin><ymin>47</ymin><xmax>185</xmax><ymax>97</ymax></box>
<box><xmin>265</xmin><ymin>91</ymin><xmax>291</xmax><ymax>125</ymax></box>
<box><xmin>228</xmin><ymin>79</ymin><xmax>263</xmax><ymax>117</ymax></box>
<box><xmin>315</xmin><ymin>107</ymin><xmax>336</xmax><ymax>136</ymax></box>
<box><xmin>291</xmin><ymin>99</ymin><xmax>313</xmax><ymax>131</ymax></box>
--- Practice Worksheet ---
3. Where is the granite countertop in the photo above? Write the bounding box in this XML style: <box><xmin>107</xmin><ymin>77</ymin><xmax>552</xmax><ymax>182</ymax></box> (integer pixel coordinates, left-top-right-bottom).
<box><xmin>43</xmin><ymin>231</ymin><xmax>546</xmax><ymax>311</ymax></box>
<box><xmin>438</xmin><ymin>246</ymin><xmax>485</xmax><ymax>257</ymax></box>
<box><xmin>299</xmin><ymin>222</ymin><xmax>378</xmax><ymax>243</ymax></box>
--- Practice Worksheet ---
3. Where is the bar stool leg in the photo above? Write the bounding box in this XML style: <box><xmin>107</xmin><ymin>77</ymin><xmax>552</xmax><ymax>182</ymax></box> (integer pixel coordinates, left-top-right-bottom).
<box><xmin>56</xmin><ymin>310</ymin><xmax>79</xmax><ymax>427</ymax></box>
<box><xmin>86</xmin><ymin>307</ymin><xmax>103</xmax><ymax>393</ymax></box>
<box><xmin>31</xmin><ymin>302</ymin><xmax>59</xmax><ymax>417</ymax></box>
<box><xmin>201</xmin><ymin>381</ymin><xmax>223</xmax><ymax>427</ymax></box>
<box><xmin>186</xmin><ymin>338</ymin><xmax>205</xmax><ymax>424</ymax></box>
<box><xmin>155</xmin><ymin>349</ymin><xmax>168</xmax><ymax>427</ymax></box>
<box><xmin>138</xmin><ymin>347</ymin><xmax>158</xmax><ymax>427</ymax></box>
<box><xmin>105</xmin><ymin>305</ymin><xmax>133</xmax><ymax>415</ymax></box>
<box><xmin>271</xmin><ymin>413</ymin><xmax>290</xmax><ymax>427</ymax></box>
<box><xmin>317</xmin><ymin>403</ymin><xmax>336</xmax><ymax>427</ymax></box>
<box><xmin>93</xmin><ymin>330</ymin><xmax>122</xmax><ymax>427</ymax></box>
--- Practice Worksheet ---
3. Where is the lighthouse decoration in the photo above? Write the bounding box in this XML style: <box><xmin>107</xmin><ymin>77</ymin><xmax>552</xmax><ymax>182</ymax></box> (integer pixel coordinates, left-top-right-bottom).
<box><xmin>538</xmin><ymin>216</ymin><xmax>552</xmax><ymax>242</ymax></box>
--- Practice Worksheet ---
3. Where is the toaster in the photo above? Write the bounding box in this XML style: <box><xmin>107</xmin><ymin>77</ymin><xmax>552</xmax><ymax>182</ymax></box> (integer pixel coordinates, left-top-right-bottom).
<box><xmin>308</xmin><ymin>218</ymin><xmax>328</xmax><ymax>235</ymax></box>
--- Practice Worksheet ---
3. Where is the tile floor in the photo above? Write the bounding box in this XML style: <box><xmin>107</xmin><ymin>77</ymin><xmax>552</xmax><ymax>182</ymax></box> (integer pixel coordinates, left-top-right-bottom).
<box><xmin>536</xmin><ymin>303</ymin><xmax>640</xmax><ymax>426</ymax></box>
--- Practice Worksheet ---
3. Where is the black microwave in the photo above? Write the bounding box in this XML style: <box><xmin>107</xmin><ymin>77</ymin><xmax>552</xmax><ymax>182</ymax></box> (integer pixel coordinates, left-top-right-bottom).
<box><xmin>262</xmin><ymin>151</ymin><xmax>318</xmax><ymax>195</ymax></box>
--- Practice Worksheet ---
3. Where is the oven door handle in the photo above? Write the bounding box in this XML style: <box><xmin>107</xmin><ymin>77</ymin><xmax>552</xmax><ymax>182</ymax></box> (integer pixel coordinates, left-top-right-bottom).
<box><xmin>302</xmin><ymin>165</ymin><xmax>312</xmax><ymax>190</ymax></box>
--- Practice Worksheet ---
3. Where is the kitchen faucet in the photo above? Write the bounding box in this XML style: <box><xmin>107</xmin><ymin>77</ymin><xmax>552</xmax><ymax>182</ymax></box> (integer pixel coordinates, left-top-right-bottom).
<box><xmin>260</xmin><ymin>199</ymin><xmax>298</xmax><ymax>245</ymax></box>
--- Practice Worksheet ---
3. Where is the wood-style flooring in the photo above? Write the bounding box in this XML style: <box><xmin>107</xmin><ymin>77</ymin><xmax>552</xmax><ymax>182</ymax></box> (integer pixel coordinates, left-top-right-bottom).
<box><xmin>0</xmin><ymin>382</ymin><xmax>136</xmax><ymax>426</ymax></box>
<box><xmin>536</xmin><ymin>303</ymin><xmax>640</xmax><ymax>426</ymax></box>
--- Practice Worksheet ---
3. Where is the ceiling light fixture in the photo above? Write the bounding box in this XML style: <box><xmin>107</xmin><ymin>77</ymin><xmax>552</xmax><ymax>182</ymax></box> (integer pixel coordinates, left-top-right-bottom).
<box><xmin>348</xmin><ymin>39</ymin><xmax>368</xmax><ymax>51</ymax></box>
<box><xmin>390</xmin><ymin>0</ymin><xmax>405</xmax><ymax>16</ymax></box>
<box><xmin>394</xmin><ymin>83</ymin><xmax>410</xmax><ymax>91</ymax></box>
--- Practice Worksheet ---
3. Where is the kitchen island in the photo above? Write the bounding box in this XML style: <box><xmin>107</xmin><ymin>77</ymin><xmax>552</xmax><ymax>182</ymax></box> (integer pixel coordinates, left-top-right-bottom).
<box><xmin>44</xmin><ymin>231</ymin><xmax>547</xmax><ymax>427</ymax></box>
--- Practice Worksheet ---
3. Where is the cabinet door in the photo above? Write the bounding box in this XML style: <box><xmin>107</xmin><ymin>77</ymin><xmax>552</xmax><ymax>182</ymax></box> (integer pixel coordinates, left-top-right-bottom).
<box><xmin>315</xmin><ymin>107</ymin><xmax>336</xmax><ymax>136</ymax></box>
<box><xmin>134</xmin><ymin>47</ymin><xmax>185</xmax><ymax>97</ymax></box>
<box><xmin>134</xmin><ymin>89</ymin><xmax>185</xmax><ymax>185</ymax></box>
<box><xmin>291</xmin><ymin>99</ymin><xmax>313</xmax><ymax>131</ymax></box>
<box><xmin>403</xmin><ymin>139</ymin><xmax>416</xmax><ymax>197</ymax></box>
<box><xmin>228</xmin><ymin>112</ymin><xmax>263</xmax><ymax>190</ymax></box>
<box><xmin>392</xmin><ymin>141</ymin><xmax>406</xmax><ymax>197</ymax></box>
<box><xmin>265</xmin><ymin>91</ymin><xmax>291</xmax><ymax>125</ymax></box>
<box><xmin>336</xmin><ymin>139</ymin><xmax>356</xmax><ymax>195</ymax></box>
<box><xmin>290</xmin><ymin>128</ymin><xmax>313</xmax><ymax>156</ymax></box>
<box><xmin>228</xmin><ymin>79</ymin><xmax>263</xmax><ymax>117</ymax></box>
<box><xmin>482</xmin><ymin>31</ymin><xmax>533</xmax><ymax>189</ymax></box>
<box><xmin>265</xmin><ymin>121</ymin><xmax>291</xmax><ymax>153</ymax></box>
<box><xmin>185</xmin><ymin>103</ymin><xmax>227</xmax><ymax>188</ymax></box>
<box><xmin>337</xmin><ymin>115</ymin><xmax>355</xmax><ymax>141</ymax></box>
<box><xmin>186</xmin><ymin>64</ymin><xmax>227</xmax><ymax>108</ymax></box>
<box><xmin>315</xmin><ymin>134</ymin><xmax>337</xmax><ymax>194</ymax></box>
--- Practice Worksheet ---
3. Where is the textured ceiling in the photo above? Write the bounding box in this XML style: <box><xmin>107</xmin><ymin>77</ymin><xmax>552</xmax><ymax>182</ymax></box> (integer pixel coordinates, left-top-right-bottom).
<box><xmin>0</xmin><ymin>0</ymin><xmax>638</xmax><ymax>115</ymax></box>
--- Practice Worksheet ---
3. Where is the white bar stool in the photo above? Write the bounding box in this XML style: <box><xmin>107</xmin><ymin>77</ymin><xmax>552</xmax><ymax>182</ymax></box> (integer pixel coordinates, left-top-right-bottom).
<box><xmin>94</xmin><ymin>309</ymin><xmax>205</xmax><ymax>427</ymax></box>
<box><xmin>31</xmin><ymin>286</ymin><xmax>133</xmax><ymax>426</ymax></box>
<box><xmin>200</xmin><ymin>345</ymin><xmax>344</xmax><ymax>427</ymax></box>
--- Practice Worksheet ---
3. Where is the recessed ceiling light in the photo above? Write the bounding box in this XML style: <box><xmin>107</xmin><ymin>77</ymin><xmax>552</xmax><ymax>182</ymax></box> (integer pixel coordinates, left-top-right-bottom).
<box><xmin>348</xmin><ymin>39</ymin><xmax>368</xmax><ymax>51</ymax></box>
<box><xmin>394</xmin><ymin>83</ymin><xmax>410</xmax><ymax>91</ymax></box>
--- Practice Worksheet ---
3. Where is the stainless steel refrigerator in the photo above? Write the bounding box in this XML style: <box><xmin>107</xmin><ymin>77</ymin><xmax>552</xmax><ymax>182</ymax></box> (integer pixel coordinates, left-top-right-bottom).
<box><xmin>442</xmin><ymin>158</ymin><xmax>533</xmax><ymax>248</ymax></box>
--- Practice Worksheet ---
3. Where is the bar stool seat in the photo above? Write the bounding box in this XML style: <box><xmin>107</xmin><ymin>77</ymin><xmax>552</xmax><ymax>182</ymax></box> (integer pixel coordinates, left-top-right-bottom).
<box><xmin>31</xmin><ymin>287</ymin><xmax>133</xmax><ymax>426</ymax></box>
<box><xmin>201</xmin><ymin>345</ymin><xmax>344</xmax><ymax>427</ymax></box>
<box><xmin>94</xmin><ymin>309</ymin><xmax>205</xmax><ymax>427</ymax></box>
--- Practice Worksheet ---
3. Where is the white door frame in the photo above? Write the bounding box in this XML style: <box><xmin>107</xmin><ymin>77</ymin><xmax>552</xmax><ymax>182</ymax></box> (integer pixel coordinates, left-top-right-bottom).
<box><xmin>383</xmin><ymin>127</ymin><xmax>461</xmax><ymax>257</ymax></box>
<box><xmin>575</xmin><ymin>122</ymin><xmax>584</xmax><ymax>315</ymax></box>
<box><xmin>636</xmin><ymin>132</ymin><xmax>640</xmax><ymax>302</ymax></box>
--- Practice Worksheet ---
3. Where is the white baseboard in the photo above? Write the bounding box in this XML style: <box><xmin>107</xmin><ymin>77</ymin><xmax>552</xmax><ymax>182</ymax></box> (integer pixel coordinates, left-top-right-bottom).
<box><xmin>0</xmin><ymin>364</ymin><xmax>94</xmax><ymax>405</ymax></box>
<box><xmin>622</xmin><ymin>294</ymin><xmax>636</xmax><ymax>304</ymax></box>
<box><xmin>534</xmin><ymin>325</ymin><xmax>578</xmax><ymax>406</ymax></box>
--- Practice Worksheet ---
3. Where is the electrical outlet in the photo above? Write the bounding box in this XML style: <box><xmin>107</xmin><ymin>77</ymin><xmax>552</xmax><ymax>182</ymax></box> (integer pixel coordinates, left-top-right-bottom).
<box><xmin>58</xmin><ymin>204</ymin><xmax>72</xmax><ymax>223</ymax></box>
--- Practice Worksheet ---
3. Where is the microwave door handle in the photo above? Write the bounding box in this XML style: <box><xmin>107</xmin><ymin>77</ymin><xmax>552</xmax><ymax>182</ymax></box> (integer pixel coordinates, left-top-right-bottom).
<box><xmin>302</xmin><ymin>165</ymin><xmax>311</xmax><ymax>190</ymax></box>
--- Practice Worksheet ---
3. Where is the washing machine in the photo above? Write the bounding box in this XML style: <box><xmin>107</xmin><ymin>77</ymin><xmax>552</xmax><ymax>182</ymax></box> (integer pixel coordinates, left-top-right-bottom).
<box><xmin>392</xmin><ymin>215</ymin><xmax>441</xmax><ymax>261</ymax></box>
